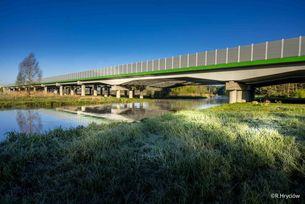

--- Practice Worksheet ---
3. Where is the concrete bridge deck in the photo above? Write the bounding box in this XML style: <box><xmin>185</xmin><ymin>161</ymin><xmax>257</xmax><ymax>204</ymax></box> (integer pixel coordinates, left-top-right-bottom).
<box><xmin>5</xmin><ymin>36</ymin><xmax>305</xmax><ymax>103</ymax></box>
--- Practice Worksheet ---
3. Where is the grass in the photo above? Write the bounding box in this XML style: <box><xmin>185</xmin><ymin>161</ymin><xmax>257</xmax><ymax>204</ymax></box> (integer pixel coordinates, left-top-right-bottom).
<box><xmin>0</xmin><ymin>103</ymin><xmax>305</xmax><ymax>203</ymax></box>
<box><xmin>0</xmin><ymin>92</ymin><xmax>150</xmax><ymax>109</ymax></box>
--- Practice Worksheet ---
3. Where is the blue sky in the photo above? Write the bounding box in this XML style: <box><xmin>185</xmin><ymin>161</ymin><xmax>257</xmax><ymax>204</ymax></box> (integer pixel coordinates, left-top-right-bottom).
<box><xmin>1</xmin><ymin>0</ymin><xmax>305</xmax><ymax>84</ymax></box>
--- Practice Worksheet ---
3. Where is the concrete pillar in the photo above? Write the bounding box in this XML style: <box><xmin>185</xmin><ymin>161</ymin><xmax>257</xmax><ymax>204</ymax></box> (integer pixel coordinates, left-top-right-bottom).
<box><xmin>226</xmin><ymin>81</ymin><xmax>247</xmax><ymax>104</ymax></box>
<box><xmin>93</xmin><ymin>85</ymin><xmax>98</xmax><ymax>96</ymax></box>
<box><xmin>70</xmin><ymin>87</ymin><xmax>75</xmax><ymax>96</ymax></box>
<box><xmin>54</xmin><ymin>88</ymin><xmax>58</xmax><ymax>94</ymax></box>
<box><xmin>139</xmin><ymin>91</ymin><xmax>144</xmax><ymax>99</ymax></box>
<box><xmin>150</xmin><ymin>90</ymin><xmax>155</xmax><ymax>98</ymax></box>
<box><xmin>59</xmin><ymin>86</ymin><xmax>63</xmax><ymax>96</ymax></box>
<box><xmin>33</xmin><ymin>87</ymin><xmax>36</xmax><ymax>92</ymax></box>
<box><xmin>81</xmin><ymin>85</ymin><xmax>86</xmax><ymax>96</ymax></box>
<box><xmin>44</xmin><ymin>87</ymin><xmax>47</xmax><ymax>94</ymax></box>
<box><xmin>63</xmin><ymin>87</ymin><xmax>67</xmax><ymax>95</ymax></box>
<box><xmin>236</xmin><ymin>90</ymin><xmax>243</xmax><ymax>103</ymax></box>
<box><xmin>129</xmin><ymin>90</ymin><xmax>133</xmax><ymax>99</ymax></box>
<box><xmin>103</xmin><ymin>87</ymin><xmax>108</xmax><ymax>97</ymax></box>
<box><xmin>229</xmin><ymin>90</ymin><xmax>237</xmax><ymax>104</ymax></box>
<box><xmin>116</xmin><ymin>90</ymin><xmax>120</xmax><ymax>99</ymax></box>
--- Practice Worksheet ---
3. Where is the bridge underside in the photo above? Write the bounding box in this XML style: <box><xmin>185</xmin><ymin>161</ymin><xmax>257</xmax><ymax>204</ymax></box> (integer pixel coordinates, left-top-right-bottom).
<box><xmin>5</xmin><ymin>62</ymin><xmax>305</xmax><ymax>103</ymax></box>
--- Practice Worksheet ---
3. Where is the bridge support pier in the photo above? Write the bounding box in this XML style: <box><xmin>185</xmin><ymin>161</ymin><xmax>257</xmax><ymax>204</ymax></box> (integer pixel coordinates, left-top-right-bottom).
<box><xmin>226</xmin><ymin>81</ymin><xmax>255</xmax><ymax>103</ymax></box>
<box><xmin>111</xmin><ymin>86</ymin><xmax>128</xmax><ymax>98</ymax></box>
<box><xmin>116</xmin><ymin>90</ymin><xmax>121</xmax><ymax>99</ymax></box>
<box><xmin>81</xmin><ymin>85</ymin><xmax>86</xmax><ymax>96</ymax></box>
<box><xmin>59</xmin><ymin>86</ymin><xmax>63</xmax><ymax>96</ymax></box>
<box><xmin>139</xmin><ymin>91</ymin><xmax>144</xmax><ymax>99</ymax></box>
<box><xmin>44</xmin><ymin>87</ymin><xmax>47</xmax><ymax>94</ymax></box>
<box><xmin>70</xmin><ymin>86</ymin><xmax>76</xmax><ymax>96</ymax></box>
<box><xmin>93</xmin><ymin>85</ymin><xmax>98</xmax><ymax>96</ymax></box>
<box><xmin>102</xmin><ymin>87</ymin><xmax>108</xmax><ymax>97</ymax></box>
<box><xmin>228</xmin><ymin>90</ymin><xmax>237</xmax><ymax>104</ymax></box>
<box><xmin>129</xmin><ymin>90</ymin><xmax>134</xmax><ymax>99</ymax></box>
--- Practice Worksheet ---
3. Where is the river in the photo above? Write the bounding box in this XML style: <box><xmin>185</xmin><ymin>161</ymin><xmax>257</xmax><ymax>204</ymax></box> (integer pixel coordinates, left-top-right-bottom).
<box><xmin>0</xmin><ymin>96</ymin><xmax>227</xmax><ymax>141</ymax></box>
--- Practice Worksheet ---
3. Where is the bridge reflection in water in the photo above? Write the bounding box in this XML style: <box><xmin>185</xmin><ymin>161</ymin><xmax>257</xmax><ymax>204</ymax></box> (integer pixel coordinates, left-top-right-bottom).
<box><xmin>57</xmin><ymin>96</ymin><xmax>228</xmax><ymax>122</ymax></box>
<box><xmin>0</xmin><ymin>97</ymin><xmax>227</xmax><ymax>141</ymax></box>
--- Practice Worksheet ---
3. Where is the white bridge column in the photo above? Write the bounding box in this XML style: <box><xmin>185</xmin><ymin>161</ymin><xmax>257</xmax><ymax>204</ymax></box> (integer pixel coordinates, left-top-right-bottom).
<box><xmin>44</xmin><ymin>86</ymin><xmax>47</xmax><ymax>94</ymax></box>
<box><xmin>116</xmin><ymin>90</ymin><xmax>121</xmax><ymax>99</ymax></box>
<box><xmin>59</xmin><ymin>85</ymin><xmax>63</xmax><ymax>96</ymax></box>
<box><xmin>103</xmin><ymin>87</ymin><xmax>108</xmax><ymax>97</ymax></box>
<box><xmin>139</xmin><ymin>91</ymin><xmax>144</xmax><ymax>99</ymax></box>
<box><xmin>129</xmin><ymin>90</ymin><xmax>134</xmax><ymax>99</ymax></box>
<box><xmin>70</xmin><ymin>87</ymin><xmax>75</xmax><ymax>96</ymax></box>
<box><xmin>81</xmin><ymin>84</ymin><xmax>86</xmax><ymax>96</ymax></box>
<box><xmin>93</xmin><ymin>85</ymin><xmax>98</xmax><ymax>96</ymax></box>
<box><xmin>229</xmin><ymin>90</ymin><xmax>237</xmax><ymax>104</ymax></box>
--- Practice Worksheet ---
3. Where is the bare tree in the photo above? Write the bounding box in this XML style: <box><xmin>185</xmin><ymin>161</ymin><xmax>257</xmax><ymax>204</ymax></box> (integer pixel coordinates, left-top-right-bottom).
<box><xmin>16</xmin><ymin>53</ymin><xmax>42</xmax><ymax>88</ymax></box>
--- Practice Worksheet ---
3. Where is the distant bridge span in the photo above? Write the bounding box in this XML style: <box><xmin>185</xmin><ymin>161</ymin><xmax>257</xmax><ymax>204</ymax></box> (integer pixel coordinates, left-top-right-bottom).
<box><xmin>5</xmin><ymin>36</ymin><xmax>305</xmax><ymax>103</ymax></box>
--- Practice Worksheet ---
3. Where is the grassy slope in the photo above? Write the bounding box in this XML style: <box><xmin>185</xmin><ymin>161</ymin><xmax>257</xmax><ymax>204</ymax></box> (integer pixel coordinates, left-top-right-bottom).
<box><xmin>0</xmin><ymin>94</ymin><xmax>149</xmax><ymax>109</ymax></box>
<box><xmin>0</xmin><ymin>103</ymin><xmax>305</xmax><ymax>203</ymax></box>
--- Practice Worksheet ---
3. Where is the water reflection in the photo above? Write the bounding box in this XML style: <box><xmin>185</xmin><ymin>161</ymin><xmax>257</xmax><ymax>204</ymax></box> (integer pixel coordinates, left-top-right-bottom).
<box><xmin>0</xmin><ymin>97</ymin><xmax>228</xmax><ymax>141</ymax></box>
<box><xmin>58</xmin><ymin>96</ymin><xmax>228</xmax><ymax>122</ymax></box>
<box><xmin>16</xmin><ymin>110</ymin><xmax>43</xmax><ymax>134</ymax></box>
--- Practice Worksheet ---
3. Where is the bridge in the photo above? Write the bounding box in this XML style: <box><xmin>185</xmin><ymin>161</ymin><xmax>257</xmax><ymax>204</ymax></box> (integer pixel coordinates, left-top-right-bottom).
<box><xmin>4</xmin><ymin>36</ymin><xmax>305</xmax><ymax>103</ymax></box>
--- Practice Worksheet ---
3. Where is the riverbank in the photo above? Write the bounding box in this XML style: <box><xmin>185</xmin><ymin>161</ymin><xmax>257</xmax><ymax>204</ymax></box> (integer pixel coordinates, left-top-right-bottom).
<box><xmin>0</xmin><ymin>103</ymin><xmax>304</xmax><ymax>203</ymax></box>
<box><xmin>0</xmin><ymin>93</ymin><xmax>151</xmax><ymax>109</ymax></box>
<box><xmin>256</xmin><ymin>96</ymin><xmax>305</xmax><ymax>104</ymax></box>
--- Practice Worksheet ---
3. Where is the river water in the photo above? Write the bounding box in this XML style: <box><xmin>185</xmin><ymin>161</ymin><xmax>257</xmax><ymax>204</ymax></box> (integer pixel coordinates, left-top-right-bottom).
<box><xmin>0</xmin><ymin>96</ymin><xmax>227</xmax><ymax>141</ymax></box>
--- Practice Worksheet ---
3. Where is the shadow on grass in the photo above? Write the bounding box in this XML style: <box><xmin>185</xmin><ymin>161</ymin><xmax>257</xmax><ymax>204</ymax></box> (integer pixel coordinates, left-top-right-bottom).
<box><xmin>0</xmin><ymin>109</ymin><xmax>304</xmax><ymax>203</ymax></box>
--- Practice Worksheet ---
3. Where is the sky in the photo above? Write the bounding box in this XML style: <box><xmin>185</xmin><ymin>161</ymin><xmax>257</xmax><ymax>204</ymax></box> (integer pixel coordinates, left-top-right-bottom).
<box><xmin>1</xmin><ymin>0</ymin><xmax>305</xmax><ymax>84</ymax></box>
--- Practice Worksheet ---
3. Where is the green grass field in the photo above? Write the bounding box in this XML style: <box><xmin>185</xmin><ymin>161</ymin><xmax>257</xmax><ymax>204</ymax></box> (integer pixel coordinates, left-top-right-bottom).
<box><xmin>0</xmin><ymin>103</ymin><xmax>304</xmax><ymax>203</ymax></box>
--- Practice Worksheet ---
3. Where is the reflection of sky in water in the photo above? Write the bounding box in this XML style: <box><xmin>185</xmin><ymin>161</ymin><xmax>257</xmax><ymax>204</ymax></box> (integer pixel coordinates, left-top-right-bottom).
<box><xmin>0</xmin><ymin>96</ymin><xmax>228</xmax><ymax>141</ymax></box>
<box><xmin>0</xmin><ymin>109</ymin><xmax>108</xmax><ymax>141</ymax></box>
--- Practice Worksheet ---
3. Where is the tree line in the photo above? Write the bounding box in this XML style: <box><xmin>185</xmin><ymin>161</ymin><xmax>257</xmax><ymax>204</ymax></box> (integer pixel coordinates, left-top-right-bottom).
<box><xmin>256</xmin><ymin>83</ymin><xmax>305</xmax><ymax>98</ymax></box>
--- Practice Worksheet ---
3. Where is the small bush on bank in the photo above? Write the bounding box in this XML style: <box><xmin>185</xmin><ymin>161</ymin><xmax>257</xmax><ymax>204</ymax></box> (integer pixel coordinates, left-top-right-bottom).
<box><xmin>295</xmin><ymin>90</ymin><xmax>305</xmax><ymax>98</ymax></box>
